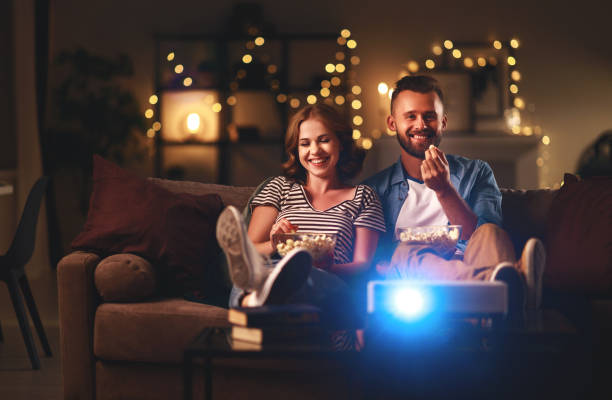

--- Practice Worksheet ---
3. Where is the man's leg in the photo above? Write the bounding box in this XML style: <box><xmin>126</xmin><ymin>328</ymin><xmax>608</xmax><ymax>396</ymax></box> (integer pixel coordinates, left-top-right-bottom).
<box><xmin>385</xmin><ymin>223</ymin><xmax>517</xmax><ymax>281</ymax></box>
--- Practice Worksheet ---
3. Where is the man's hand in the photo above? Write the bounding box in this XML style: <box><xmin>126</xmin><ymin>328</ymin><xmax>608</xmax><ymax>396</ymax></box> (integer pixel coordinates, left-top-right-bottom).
<box><xmin>421</xmin><ymin>145</ymin><xmax>452</xmax><ymax>194</ymax></box>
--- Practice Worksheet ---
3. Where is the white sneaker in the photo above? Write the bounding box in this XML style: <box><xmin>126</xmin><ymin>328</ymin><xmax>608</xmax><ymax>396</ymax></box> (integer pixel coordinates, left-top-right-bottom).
<box><xmin>520</xmin><ymin>238</ymin><xmax>546</xmax><ymax>309</ymax></box>
<box><xmin>216</xmin><ymin>206</ymin><xmax>268</xmax><ymax>291</ymax></box>
<box><xmin>250</xmin><ymin>248</ymin><xmax>312</xmax><ymax>307</ymax></box>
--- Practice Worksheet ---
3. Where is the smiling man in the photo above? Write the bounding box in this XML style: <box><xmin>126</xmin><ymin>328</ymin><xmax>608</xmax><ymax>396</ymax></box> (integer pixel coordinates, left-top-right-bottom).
<box><xmin>363</xmin><ymin>75</ymin><xmax>546</xmax><ymax>314</ymax></box>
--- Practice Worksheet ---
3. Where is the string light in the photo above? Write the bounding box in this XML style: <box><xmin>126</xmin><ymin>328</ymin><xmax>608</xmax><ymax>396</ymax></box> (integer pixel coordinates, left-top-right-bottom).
<box><xmin>307</xmin><ymin>95</ymin><xmax>317</xmax><ymax>104</ymax></box>
<box><xmin>145</xmin><ymin>109</ymin><xmax>154</xmax><ymax>119</ymax></box>
<box><xmin>183</xmin><ymin>77</ymin><xmax>193</xmax><ymax>87</ymax></box>
<box><xmin>149</xmin><ymin>95</ymin><xmax>158</xmax><ymax>104</ymax></box>
<box><xmin>167</xmin><ymin>52</ymin><xmax>175</xmax><ymax>61</ymax></box>
<box><xmin>352</xmin><ymin>85</ymin><xmax>362</xmax><ymax>95</ymax></box>
<box><xmin>425</xmin><ymin>59</ymin><xmax>435</xmax><ymax>69</ymax></box>
<box><xmin>350</xmin><ymin>56</ymin><xmax>360</xmax><ymax>65</ymax></box>
<box><xmin>254</xmin><ymin>37</ymin><xmax>265</xmax><ymax>46</ymax></box>
<box><xmin>242</xmin><ymin>54</ymin><xmax>253</xmax><ymax>64</ymax></box>
<box><xmin>433</xmin><ymin>45</ymin><xmax>443</xmax><ymax>55</ymax></box>
<box><xmin>353</xmin><ymin>129</ymin><xmax>361</xmax><ymax>139</ymax></box>
<box><xmin>493</xmin><ymin>40</ymin><xmax>502</xmax><ymax>49</ymax></box>
<box><xmin>443</xmin><ymin>40</ymin><xmax>453</xmax><ymax>49</ymax></box>
<box><xmin>340</xmin><ymin>29</ymin><xmax>351</xmax><ymax>38</ymax></box>
<box><xmin>174</xmin><ymin>64</ymin><xmax>184</xmax><ymax>74</ymax></box>
<box><xmin>346</xmin><ymin>39</ymin><xmax>357</xmax><ymax>49</ymax></box>
<box><xmin>352</xmin><ymin>99</ymin><xmax>362</xmax><ymax>109</ymax></box>
<box><xmin>377</xmin><ymin>82</ymin><xmax>389</xmax><ymax>94</ymax></box>
<box><xmin>335</xmin><ymin>95</ymin><xmax>345</xmax><ymax>105</ymax></box>
<box><xmin>325</xmin><ymin>63</ymin><xmax>336</xmax><ymax>73</ymax></box>
<box><xmin>212</xmin><ymin>103</ymin><xmax>222</xmax><ymax>113</ymax></box>
<box><xmin>510</xmin><ymin>38</ymin><xmax>520</xmax><ymax>48</ymax></box>
<box><xmin>335</xmin><ymin>63</ymin><xmax>346</xmax><ymax>73</ymax></box>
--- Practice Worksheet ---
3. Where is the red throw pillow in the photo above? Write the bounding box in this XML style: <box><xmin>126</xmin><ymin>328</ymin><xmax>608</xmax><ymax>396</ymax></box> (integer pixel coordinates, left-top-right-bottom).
<box><xmin>71</xmin><ymin>155</ymin><xmax>224</xmax><ymax>296</ymax></box>
<box><xmin>544</xmin><ymin>173</ymin><xmax>612</xmax><ymax>294</ymax></box>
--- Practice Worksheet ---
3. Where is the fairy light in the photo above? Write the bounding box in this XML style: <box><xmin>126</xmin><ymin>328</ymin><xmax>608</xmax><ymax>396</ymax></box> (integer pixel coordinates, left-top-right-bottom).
<box><xmin>325</xmin><ymin>63</ymin><xmax>336</xmax><ymax>73</ymax></box>
<box><xmin>352</xmin><ymin>129</ymin><xmax>361</xmax><ymax>140</ymax></box>
<box><xmin>507</xmin><ymin>56</ymin><xmax>516</xmax><ymax>66</ymax></box>
<box><xmin>254</xmin><ymin>37</ymin><xmax>265</xmax><ymax>46</ymax></box>
<box><xmin>242</xmin><ymin>54</ymin><xmax>253</xmax><ymax>64</ymax></box>
<box><xmin>290</xmin><ymin>98</ymin><xmax>300</xmax><ymax>108</ymax></box>
<box><xmin>245</xmin><ymin>41</ymin><xmax>255</xmax><ymax>50</ymax></box>
<box><xmin>145</xmin><ymin>109</ymin><xmax>154</xmax><ymax>119</ymax></box>
<box><xmin>335</xmin><ymin>63</ymin><xmax>346</xmax><ymax>73</ymax></box>
<box><xmin>362</xmin><ymin>138</ymin><xmax>373</xmax><ymax>150</ymax></box>
<box><xmin>510</xmin><ymin>84</ymin><xmax>519</xmax><ymax>94</ymax></box>
<box><xmin>378</xmin><ymin>82</ymin><xmax>389</xmax><ymax>94</ymax></box>
<box><xmin>425</xmin><ymin>59</ymin><xmax>435</xmax><ymax>69</ymax></box>
<box><xmin>452</xmin><ymin>49</ymin><xmax>462</xmax><ymax>58</ymax></box>
<box><xmin>227</xmin><ymin>96</ymin><xmax>237</xmax><ymax>106</ymax></box>
<box><xmin>152</xmin><ymin>122</ymin><xmax>161</xmax><ymax>131</ymax></box>
<box><xmin>477</xmin><ymin>57</ymin><xmax>487</xmax><ymax>67</ymax></box>
<box><xmin>493</xmin><ymin>40</ymin><xmax>502</xmax><ymax>49</ymax></box>
<box><xmin>174</xmin><ymin>64</ymin><xmax>184</xmax><ymax>74</ymax></box>
<box><xmin>510</xmin><ymin>38</ymin><xmax>520</xmax><ymax>48</ymax></box>
<box><xmin>444</xmin><ymin>40</ymin><xmax>453</xmax><ymax>49</ymax></box>
<box><xmin>331</xmin><ymin>77</ymin><xmax>341</xmax><ymax>86</ymax></box>
<box><xmin>335</xmin><ymin>95</ymin><xmax>345</xmax><ymax>105</ymax></box>
<box><xmin>307</xmin><ymin>95</ymin><xmax>317</xmax><ymax>104</ymax></box>
<box><xmin>353</xmin><ymin>115</ymin><xmax>363</xmax><ymax>125</ymax></box>
<box><xmin>346</xmin><ymin>39</ymin><xmax>357</xmax><ymax>49</ymax></box>
<box><xmin>514</xmin><ymin>97</ymin><xmax>526</xmax><ymax>109</ymax></box>
<box><xmin>352</xmin><ymin>85</ymin><xmax>362</xmax><ymax>95</ymax></box>
<box><xmin>464</xmin><ymin>57</ymin><xmax>474</xmax><ymax>68</ymax></box>
<box><xmin>336</xmin><ymin>52</ymin><xmax>345</xmax><ymax>61</ymax></box>
<box><xmin>511</xmin><ymin>70</ymin><xmax>521</xmax><ymax>81</ymax></box>
<box><xmin>341</xmin><ymin>29</ymin><xmax>351</xmax><ymax>38</ymax></box>
<box><xmin>407</xmin><ymin>61</ymin><xmax>419</xmax><ymax>73</ymax></box>
<box><xmin>267</xmin><ymin>64</ymin><xmax>277</xmax><ymax>74</ymax></box>
<box><xmin>337</xmin><ymin>37</ymin><xmax>347</xmax><ymax>46</ymax></box>
<box><xmin>212</xmin><ymin>103</ymin><xmax>222</xmax><ymax>113</ymax></box>
<box><xmin>167</xmin><ymin>52</ymin><xmax>175</xmax><ymax>61</ymax></box>
<box><xmin>350</xmin><ymin>56</ymin><xmax>360</xmax><ymax>65</ymax></box>
<box><xmin>320</xmin><ymin>87</ymin><xmax>330</xmax><ymax>97</ymax></box>
<box><xmin>433</xmin><ymin>45</ymin><xmax>443</xmax><ymax>55</ymax></box>
<box><xmin>542</xmin><ymin>136</ymin><xmax>551</xmax><ymax>145</ymax></box>
<box><xmin>352</xmin><ymin>99</ymin><xmax>362</xmax><ymax>109</ymax></box>
<box><xmin>146</xmin><ymin>129</ymin><xmax>155</xmax><ymax>138</ymax></box>
<box><xmin>183</xmin><ymin>77</ymin><xmax>193</xmax><ymax>87</ymax></box>
<box><xmin>149</xmin><ymin>95</ymin><xmax>158</xmax><ymax>104</ymax></box>
<box><xmin>276</xmin><ymin>94</ymin><xmax>287</xmax><ymax>103</ymax></box>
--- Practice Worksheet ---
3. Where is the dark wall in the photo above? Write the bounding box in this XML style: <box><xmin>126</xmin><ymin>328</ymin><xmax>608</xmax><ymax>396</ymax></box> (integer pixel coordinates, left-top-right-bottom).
<box><xmin>0</xmin><ymin>0</ymin><xmax>16</xmax><ymax>169</ymax></box>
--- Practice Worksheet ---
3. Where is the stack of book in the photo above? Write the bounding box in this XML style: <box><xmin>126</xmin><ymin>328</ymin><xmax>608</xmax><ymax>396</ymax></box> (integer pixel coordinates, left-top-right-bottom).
<box><xmin>228</xmin><ymin>304</ymin><xmax>324</xmax><ymax>350</ymax></box>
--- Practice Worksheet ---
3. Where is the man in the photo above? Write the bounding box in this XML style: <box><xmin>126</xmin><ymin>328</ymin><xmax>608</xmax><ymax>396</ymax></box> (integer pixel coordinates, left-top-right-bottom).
<box><xmin>363</xmin><ymin>75</ymin><xmax>546</xmax><ymax>313</ymax></box>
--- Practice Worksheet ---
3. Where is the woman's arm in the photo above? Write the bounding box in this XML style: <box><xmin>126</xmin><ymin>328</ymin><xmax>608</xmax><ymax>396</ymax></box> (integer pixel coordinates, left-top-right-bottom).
<box><xmin>328</xmin><ymin>227</ymin><xmax>380</xmax><ymax>277</ymax></box>
<box><xmin>247</xmin><ymin>206</ymin><xmax>278</xmax><ymax>255</ymax></box>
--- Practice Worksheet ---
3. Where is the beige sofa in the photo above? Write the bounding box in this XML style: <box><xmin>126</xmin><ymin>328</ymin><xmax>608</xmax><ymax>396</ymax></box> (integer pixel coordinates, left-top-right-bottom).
<box><xmin>57</xmin><ymin>176</ymin><xmax>612</xmax><ymax>399</ymax></box>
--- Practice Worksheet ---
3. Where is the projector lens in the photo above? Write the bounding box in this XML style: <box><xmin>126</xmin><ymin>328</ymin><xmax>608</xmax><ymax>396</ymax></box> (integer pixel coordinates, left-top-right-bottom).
<box><xmin>392</xmin><ymin>288</ymin><xmax>428</xmax><ymax>320</ymax></box>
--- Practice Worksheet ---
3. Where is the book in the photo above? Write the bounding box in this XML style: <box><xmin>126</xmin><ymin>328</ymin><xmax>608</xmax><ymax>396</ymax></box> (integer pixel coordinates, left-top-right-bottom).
<box><xmin>231</xmin><ymin>325</ymin><xmax>323</xmax><ymax>345</ymax></box>
<box><xmin>228</xmin><ymin>304</ymin><xmax>321</xmax><ymax>327</ymax></box>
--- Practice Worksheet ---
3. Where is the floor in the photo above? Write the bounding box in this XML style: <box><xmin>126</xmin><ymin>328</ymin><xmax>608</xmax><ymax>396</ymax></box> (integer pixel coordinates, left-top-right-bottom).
<box><xmin>0</xmin><ymin>265</ymin><xmax>62</xmax><ymax>399</ymax></box>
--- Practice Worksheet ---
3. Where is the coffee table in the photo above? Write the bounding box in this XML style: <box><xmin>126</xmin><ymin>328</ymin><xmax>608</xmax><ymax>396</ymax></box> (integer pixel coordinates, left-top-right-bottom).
<box><xmin>183</xmin><ymin>310</ymin><xmax>584</xmax><ymax>400</ymax></box>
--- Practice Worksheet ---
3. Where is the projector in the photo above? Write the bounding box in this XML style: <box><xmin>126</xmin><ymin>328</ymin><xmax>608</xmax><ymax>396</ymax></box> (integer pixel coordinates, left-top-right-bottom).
<box><xmin>367</xmin><ymin>280</ymin><xmax>508</xmax><ymax>321</ymax></box>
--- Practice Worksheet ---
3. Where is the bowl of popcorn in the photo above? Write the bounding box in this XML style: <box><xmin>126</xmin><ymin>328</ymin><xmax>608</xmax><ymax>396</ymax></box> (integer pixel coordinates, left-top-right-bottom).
<box><xmin>273</xmin><ymin>232</ymin><xmax>337</xmax><ymax>269</ymax></box>
<box><xmin>396</xmin><ymin>225</ymin><xmax>462</xmax><ymax>258</ymax></box>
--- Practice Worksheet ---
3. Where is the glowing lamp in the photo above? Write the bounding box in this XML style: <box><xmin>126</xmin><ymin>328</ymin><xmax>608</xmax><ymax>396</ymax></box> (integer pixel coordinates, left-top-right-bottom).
<box><xmin>186</xmin><ymin>113</ymin><xmax>200</xmax><ymax>134</ymax></box>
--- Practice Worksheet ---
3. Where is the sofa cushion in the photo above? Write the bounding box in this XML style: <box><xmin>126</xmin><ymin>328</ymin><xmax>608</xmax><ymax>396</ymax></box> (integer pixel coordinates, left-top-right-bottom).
<box><xmin>95</xmin><ymin>254</ymin><xmax>157</xmax><ymax>302</ymax></box>
<box><xmin>94</xmin><ymin>298</ymin><xmax>229</xmax><ymax>363</ymax></box>
<box><xmin>500</xmin><ymin>187</ymin><xmax>557</xmax><ymax>256</ymax></box>
<box><xmin>544</xmin><ymin>174</ymin><xmax>612</xmax><ymax>294</ymax></box>
<box><xmin>71</xmin><ymin>155</ymin><xmax>225</xmax><ymax>298</ymax></box>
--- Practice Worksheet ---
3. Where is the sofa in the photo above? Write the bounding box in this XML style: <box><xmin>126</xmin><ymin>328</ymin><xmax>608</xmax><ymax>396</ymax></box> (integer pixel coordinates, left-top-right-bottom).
<box><xmin>57</xmin><ymin>160</ymin><xmax>612</xmax><ymax>399</ymax></box>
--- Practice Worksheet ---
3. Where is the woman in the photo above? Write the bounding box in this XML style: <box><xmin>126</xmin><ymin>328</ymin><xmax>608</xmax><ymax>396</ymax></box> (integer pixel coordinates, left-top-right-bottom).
<box><xmin>217</xmin><ymin>104</ymin><xmax>385</xmax><ymax>311</ymax></box>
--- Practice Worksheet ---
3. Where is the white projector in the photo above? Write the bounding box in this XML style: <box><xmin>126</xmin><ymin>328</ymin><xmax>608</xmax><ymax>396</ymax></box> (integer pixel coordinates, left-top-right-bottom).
<box><xmin>367</xmin><ymin>280</ymin><xmax>508</xmax><ymax>320</ymax></box>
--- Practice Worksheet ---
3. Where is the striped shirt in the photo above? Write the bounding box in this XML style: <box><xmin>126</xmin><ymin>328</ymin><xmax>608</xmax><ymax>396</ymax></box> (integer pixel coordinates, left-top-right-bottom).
<box><xmin>251</xmin><ymin>176</ymin><xmax>386</xmax><ymax>264</ymax></box>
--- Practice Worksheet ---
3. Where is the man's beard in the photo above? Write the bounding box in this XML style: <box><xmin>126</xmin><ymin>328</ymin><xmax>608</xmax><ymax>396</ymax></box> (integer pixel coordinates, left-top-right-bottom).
<box><xmin>396</xmin><ymin>128</ymin><xmax>442</xmax><ymax>159</ymax></box>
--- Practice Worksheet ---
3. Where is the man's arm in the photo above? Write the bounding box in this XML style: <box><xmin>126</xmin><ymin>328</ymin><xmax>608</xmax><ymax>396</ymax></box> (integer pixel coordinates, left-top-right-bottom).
<box><xmin>421</xmin><ymin>145</ymin><xmax>477</xmax><ymax>240</ymax></box>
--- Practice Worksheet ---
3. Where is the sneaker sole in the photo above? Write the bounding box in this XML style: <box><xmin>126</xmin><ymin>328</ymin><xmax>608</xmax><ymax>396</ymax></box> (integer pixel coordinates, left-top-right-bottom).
<box><xmin>524</xmin><ymin>238</ymin><xmax>546</xmax><ymax>308</ymax></box>
<box><xmin>256</xmin><ymin>249</ymin><xmax>312</xmax><ymax>306</ymax></box>
<box><xmin>216</xmin><ymin>206</ymin><xmax>251</xmax><ymax>289</ymax></box>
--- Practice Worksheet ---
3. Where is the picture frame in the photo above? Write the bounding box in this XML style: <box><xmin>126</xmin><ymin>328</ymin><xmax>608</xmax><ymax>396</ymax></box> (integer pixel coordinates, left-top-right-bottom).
<box><xmin>456</xmin><ymin>43</ymin><xmax>512</xmax><ymax>119</ymax></box>
<box><xmin>427</xmin><ymin>71</ymin><xmax>473</xmax><ymax>133</ymax></box>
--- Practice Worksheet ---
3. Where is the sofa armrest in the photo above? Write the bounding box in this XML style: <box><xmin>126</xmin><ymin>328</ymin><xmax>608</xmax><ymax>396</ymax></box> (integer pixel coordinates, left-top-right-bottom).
<box><xmin>57</xmin><ymin>251</ymin><xmax>101</xmax><ymax>400</ymax></box>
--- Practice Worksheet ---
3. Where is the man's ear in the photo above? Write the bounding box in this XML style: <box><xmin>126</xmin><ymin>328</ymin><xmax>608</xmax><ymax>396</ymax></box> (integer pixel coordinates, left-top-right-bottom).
<box><xmin>386</xmin><ymin>115</ymin><xmax>396</xmax><ymax>132</ymax></box>
<box><xmin>441</xmin><ymin>114</ymin><xmax>448</xmax><ymax>130</ymax></box>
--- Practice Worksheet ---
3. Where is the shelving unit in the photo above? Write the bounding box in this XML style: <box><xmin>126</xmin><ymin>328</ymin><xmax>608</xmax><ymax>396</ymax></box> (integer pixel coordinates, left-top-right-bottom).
<box><xmin>152</xmin><ymin>32</ymin><xmax>353</xmax><ymax>185</ymax></box>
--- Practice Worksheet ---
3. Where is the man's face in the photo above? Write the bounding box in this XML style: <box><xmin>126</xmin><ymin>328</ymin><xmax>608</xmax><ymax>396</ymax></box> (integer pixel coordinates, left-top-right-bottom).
<box><xmin>387</xmin><ymin>90</ymin><xmax>447</xmax><ymax>159</ymax></box>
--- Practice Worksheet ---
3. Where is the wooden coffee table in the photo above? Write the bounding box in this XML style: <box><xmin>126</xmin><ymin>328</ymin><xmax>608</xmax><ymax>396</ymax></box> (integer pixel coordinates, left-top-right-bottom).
<box><xmin>183</xmin><ymin>310</ymin><xmax>583</xmax><ymax>400</ymax></box>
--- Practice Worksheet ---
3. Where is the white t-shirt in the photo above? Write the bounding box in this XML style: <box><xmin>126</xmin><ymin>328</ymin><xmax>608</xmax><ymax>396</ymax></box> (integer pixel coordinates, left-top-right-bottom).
<box><xmin>394</xmin><ymin>178</ymin><xmax>448</xmax><ymax>239</ymax></box>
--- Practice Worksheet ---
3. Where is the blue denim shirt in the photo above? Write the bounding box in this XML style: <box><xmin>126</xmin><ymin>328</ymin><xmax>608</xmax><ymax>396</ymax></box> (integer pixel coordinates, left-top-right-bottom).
<box><xmin>361</xmin><ymin>155</ymin><xmax>502</xmax><ymax>261</ymax></box>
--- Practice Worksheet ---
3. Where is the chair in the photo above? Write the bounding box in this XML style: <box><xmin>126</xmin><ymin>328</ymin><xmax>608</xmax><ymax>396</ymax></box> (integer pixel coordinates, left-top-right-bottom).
<box><xmin>0</xmin><ymin>177</ymin><xmax>52</xmax><ymax>369</ymax></box>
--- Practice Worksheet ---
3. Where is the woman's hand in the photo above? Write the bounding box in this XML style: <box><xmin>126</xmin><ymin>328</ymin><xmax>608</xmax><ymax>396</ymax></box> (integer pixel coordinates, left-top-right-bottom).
<box><xmin>269</xmin><ymin>218</ymin><xmax>299</xmax><ymax>244</ymax></box>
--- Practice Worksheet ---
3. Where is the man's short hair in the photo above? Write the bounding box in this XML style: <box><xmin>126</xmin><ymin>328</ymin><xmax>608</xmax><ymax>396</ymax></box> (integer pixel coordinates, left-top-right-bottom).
<box><xmin>390</xmin><ymin>75</ymin><xmax>445</xmax><ymax>113</ymax></box>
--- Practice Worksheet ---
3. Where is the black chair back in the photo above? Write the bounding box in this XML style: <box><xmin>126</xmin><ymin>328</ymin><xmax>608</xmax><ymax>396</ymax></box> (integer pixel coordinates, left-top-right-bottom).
<box><xmin>4</xmin><ymin>177</ymin><xmax>49</xmax><ymax>270</ymax></box>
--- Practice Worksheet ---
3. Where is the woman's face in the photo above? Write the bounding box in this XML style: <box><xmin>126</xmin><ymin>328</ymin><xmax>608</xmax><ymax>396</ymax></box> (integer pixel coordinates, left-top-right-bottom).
<box><xmin>297</xmin><ymin>117</ymin><xmax>341</xmax><ymax>181</ymax></box>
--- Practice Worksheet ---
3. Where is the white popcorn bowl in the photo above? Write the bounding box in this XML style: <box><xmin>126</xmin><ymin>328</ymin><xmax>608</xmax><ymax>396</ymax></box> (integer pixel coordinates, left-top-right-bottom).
<box><xmin>272</xmin><ymin>232</ymin><xmax>337</xmax><ymax>269</ymax></box>
<box><xmin>396</xmin><ymin>225</ymin><xmax>462</xmax><ymax>258</ymax></box>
